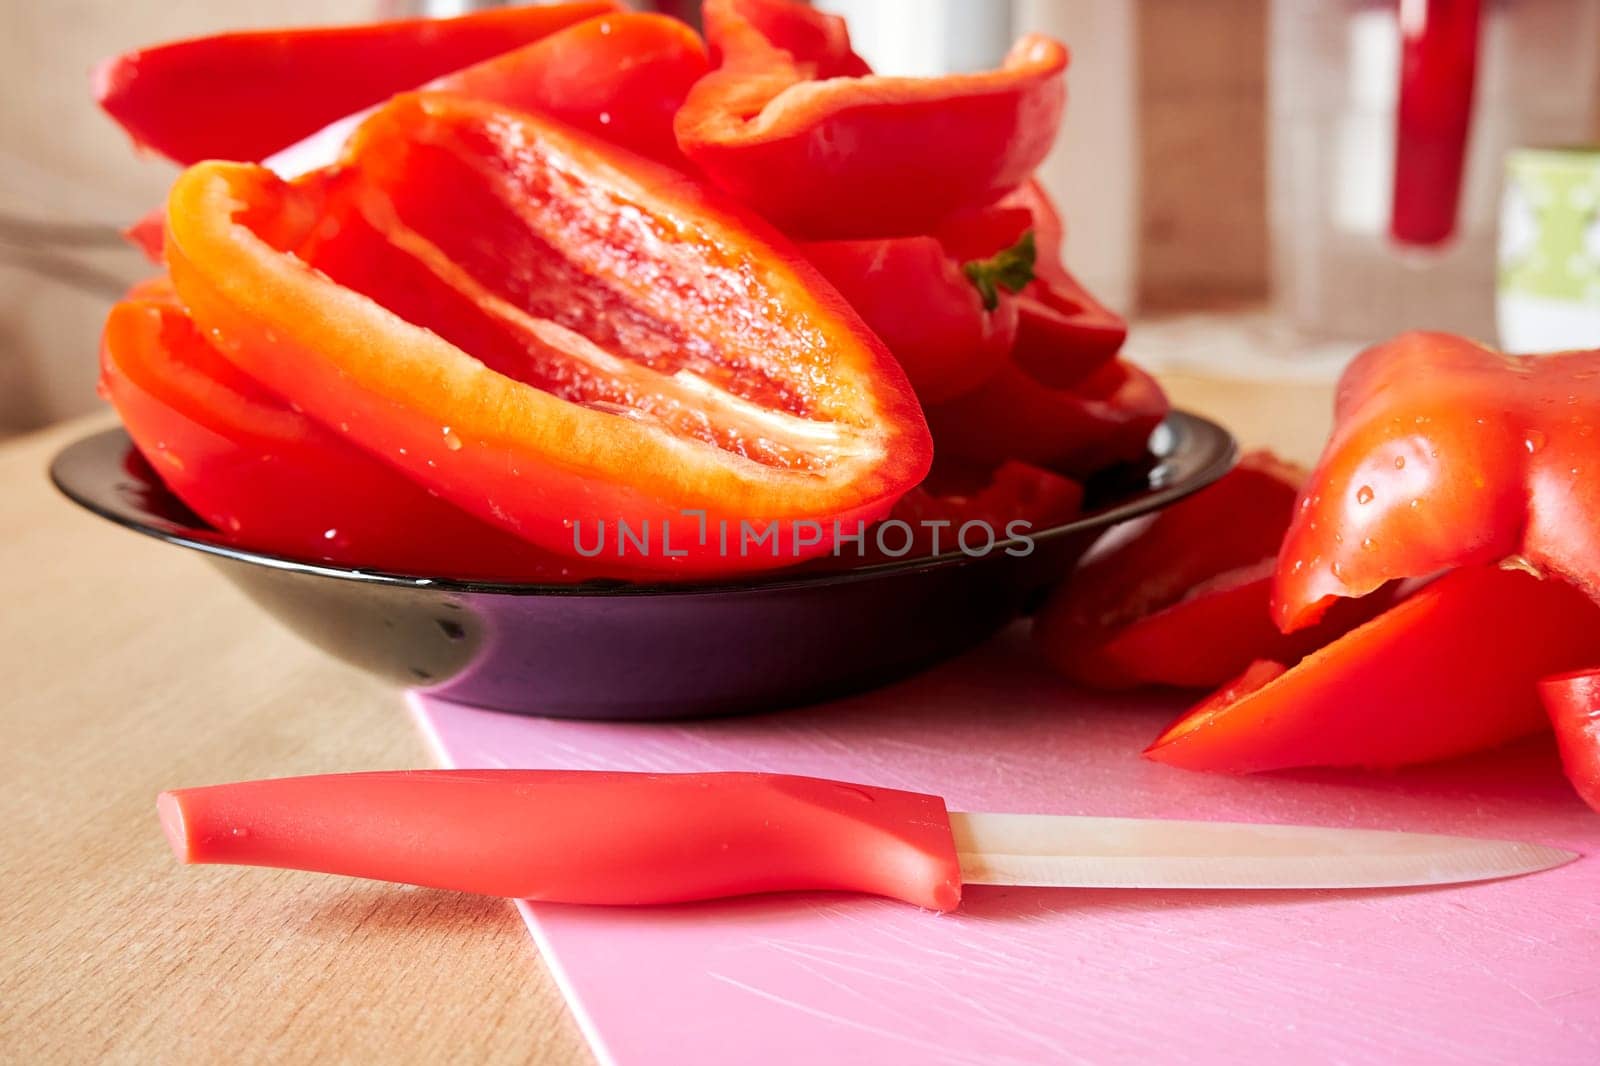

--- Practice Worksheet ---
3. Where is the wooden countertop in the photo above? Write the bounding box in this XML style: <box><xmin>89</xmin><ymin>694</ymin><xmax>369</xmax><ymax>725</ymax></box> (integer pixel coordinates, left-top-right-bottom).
<box><xmin>0</xmin><ymin>363</ymin><xmax>1333</xmax><ymax>1063</ymax></box>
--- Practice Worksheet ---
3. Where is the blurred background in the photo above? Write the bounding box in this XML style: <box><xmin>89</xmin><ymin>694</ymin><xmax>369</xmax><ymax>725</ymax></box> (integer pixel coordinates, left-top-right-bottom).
<box><xmin>4</xmin><ymin>0</ymin><xmax>1599</xmax><ymax>438</ymax></box>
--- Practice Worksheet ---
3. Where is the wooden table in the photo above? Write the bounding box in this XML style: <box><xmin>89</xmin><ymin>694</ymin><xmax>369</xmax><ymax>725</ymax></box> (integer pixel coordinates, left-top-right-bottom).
<box><xmin>0</xmin><ymin>365</ymin><xmax>1334</xmax><ymax>1064</ymax></box>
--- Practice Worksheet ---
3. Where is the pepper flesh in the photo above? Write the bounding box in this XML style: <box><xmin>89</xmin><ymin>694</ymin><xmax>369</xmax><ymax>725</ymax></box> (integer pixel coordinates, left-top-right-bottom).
<box><xmin>94</xmin><ymin>1</ymin><xmax>617</xmax><ymax>164</ymax></box>
<box><xmin>1275</xmin><ymin>331</ymin><xmax>1600</xmax><ymax>629</ymax></box>
<box><xmin>1147</xmin><ymin>565</ymin><xmax>1600</xmax><ymax>773</ymax></box>
<box><xmin>163</xmin><ymin>93</ymin><xmax>930</xmax><ymax>574</ymax></box>
<box><xmin>675</xmin><ymin>0</ymin><xmax>1068</xmax><ymax>238</ymax></box>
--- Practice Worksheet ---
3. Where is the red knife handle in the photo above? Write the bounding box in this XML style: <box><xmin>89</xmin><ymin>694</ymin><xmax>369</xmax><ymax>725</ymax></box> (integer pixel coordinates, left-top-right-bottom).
<box><xmin>159</xmin><ymin>770</ymin><xmax>964</xmax><ymax>911</ymax></box>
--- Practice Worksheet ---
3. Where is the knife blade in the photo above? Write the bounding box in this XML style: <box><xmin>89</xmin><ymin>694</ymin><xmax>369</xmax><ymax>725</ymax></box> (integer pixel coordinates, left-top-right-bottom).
<box><xmin>951</xmin><ymin>811</ymin><xmax>1574</xmax><ymax>891</ymax></box>
<box><xmin>158</xmin><ymin>769</ymin><xmax>1576</xmax><ymax>912</ymax></box>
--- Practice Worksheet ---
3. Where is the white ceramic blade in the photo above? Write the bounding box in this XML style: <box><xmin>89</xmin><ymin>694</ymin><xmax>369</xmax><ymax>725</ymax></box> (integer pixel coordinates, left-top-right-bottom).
<box><xmin>950</xmin><ymin>811</ymin><xmax>1577</xmax><ymax>890</ymax></box>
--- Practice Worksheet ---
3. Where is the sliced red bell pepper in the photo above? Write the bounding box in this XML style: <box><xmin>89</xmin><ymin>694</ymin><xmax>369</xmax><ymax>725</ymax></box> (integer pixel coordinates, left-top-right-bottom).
<box><xmin>1146</xmin><ymin>565</ymin><xmax>1600</xmax><ymax>773</ymax></box>
<box><xmin>1538</xmin><ymin>668</ymin><xmax>1600</xmax><ymax>813</ymax></box>
<box><xmin>799</xmin><ymin>230</ymin><xmax>1029</xmax><ymax>405</ymax></box>
<box><xmin>94</xmin><ymin>1</ymin><xmax>617</xmax><ymax>165</ymax></box>
<box><xmin>100</xmin><ymin>284</ymin><xmax>603</xmax><ymax>581</ymax></box>
<box><xmin>266</xmin><ymin>12</ymin><xmax>710</xmax><ymax>174</ymax></box>
<box><xmin>1033</xmin><ymin>451</ymin><xmax>1379</xmax><ymax>689</ymax></box>
<box><xmin>1047</xmin><ymin>559</ymin><xmax>1395</xmax><ymax>690</ymax></box>
<box><xmin>1274</xmin><ymin>331</ymin><xmax>1600</xmax><ymax>630</ymax></box>
<box><xmin>124</xmin><ymin>13</ymin><xmax>711</xmax><ymax>263</ymax></box>
<box><xmin>674</xmin><ymin>0</ymin><xmax>1068</xmax><ymax>238</ymax></box>
<box><xmin>393</xmin><ymin>11</ymin><xmax>708</xmax><ymax>167</ymax></box>
<box><xmin>162</xmin><ymin>94</ymin><xmax>930</xmax><ymax>575</ymax></box>
<box><xmin>924</xmin><ymin>355</ymin><xmax>1169</xmax><ymax>478</ymax></box>
<box><xmin>1039</xmin><ymin>452</ymin><xmax>1304</xmax><ymax>636</ymax></box>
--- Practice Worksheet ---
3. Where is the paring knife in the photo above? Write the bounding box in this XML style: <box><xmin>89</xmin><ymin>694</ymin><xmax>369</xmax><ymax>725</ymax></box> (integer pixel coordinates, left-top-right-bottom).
<box><xmin>157</xmin><ymin>770</ymin><xmax>1576</xmax><ymax>911</ymax></box>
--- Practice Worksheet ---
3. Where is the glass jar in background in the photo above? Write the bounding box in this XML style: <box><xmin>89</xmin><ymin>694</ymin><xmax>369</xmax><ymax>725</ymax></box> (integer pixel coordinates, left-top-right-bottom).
<box><xmin>1269</xmin><ymin>0</ymin><xmax>1600</xmax><ymax>347</ymax></box>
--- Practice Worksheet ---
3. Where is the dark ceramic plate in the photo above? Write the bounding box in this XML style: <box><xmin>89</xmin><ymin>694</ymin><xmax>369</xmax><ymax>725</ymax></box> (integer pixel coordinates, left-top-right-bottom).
<box><xmin>51</xmin><ymin>413</ymin><xmax>1235</xmax><ymax>719</ymax></box>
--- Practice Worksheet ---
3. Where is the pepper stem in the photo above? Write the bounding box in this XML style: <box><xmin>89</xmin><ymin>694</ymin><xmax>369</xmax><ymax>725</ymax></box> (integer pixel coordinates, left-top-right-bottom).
<box><xmin>962</xmin><ymin>230</ymin><xmax>1036</xmax><ymax>312</ymax></box>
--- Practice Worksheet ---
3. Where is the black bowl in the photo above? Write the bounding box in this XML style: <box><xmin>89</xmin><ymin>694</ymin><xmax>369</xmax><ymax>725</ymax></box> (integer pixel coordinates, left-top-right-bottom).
<box><xmin>51</xmin><ymin>413</ymin><xmax>1234</xmax><ymax>719</ymax></box>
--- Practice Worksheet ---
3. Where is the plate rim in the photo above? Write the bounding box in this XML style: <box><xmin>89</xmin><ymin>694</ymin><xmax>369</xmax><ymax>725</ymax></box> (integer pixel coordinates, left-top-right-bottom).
<box><xmin>49</xmin><ymin>411</ymin><xmax>1237</xmax><ymax>599</ymax></box>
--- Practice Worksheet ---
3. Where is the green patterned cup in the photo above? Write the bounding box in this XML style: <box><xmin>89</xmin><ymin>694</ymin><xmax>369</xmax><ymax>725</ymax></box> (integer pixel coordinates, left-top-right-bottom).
<box><xmin>1498</xmin><ymin>147</ymin><xmax>1600</xmax><ymax>352</ymax></box>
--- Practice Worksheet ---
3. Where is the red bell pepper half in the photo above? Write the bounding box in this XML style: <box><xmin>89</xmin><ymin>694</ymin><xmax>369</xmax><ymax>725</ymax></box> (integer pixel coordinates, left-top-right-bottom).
<box><xmin>124</xmin><ymin>12</ymin><xmax>711</xmax><ymax>262</ymax></box>
<box><xmin>100</xmin><ymin>283</ymin><xmax>600</xmax><ymax>581</ymax></box>
<box><xmin>262</xmin><ymin>11</ymin><xmax>710</xmax><ymax>174</ymax></box>
<box><xmin>386</xmin><ymin>11</ymin><xmax>708</xmax><ymax>168</ymax></box>
<box><xmin>1275</xmin><ymin>331</ymin><xmax>1600</xmax><ymax>630</ymax></box>
<box><xmin>1146</xmin><ymin>565</ymin><xmax>1600</xmax><ymax>773</ymax></box>
<box><xmin>675</xmin><ymin>0</ymin><xmax>1068</xmax><ymax>238</ymax></box>
<box><xmin>1538</xmin><ymin>668</ymin><xmax>1600</xmax><ymax>813</ymax></box>
<box><xmin>162</xmin><ymin>93</ymin><xmax>930</xmax><ymax>574</ymax></box>
<box><xmin>813</xmin><ymin>183</ymin><xmax>1127</xmax><ymax>405</ymax></box>
<box><xmin>800</xmin><ymin>231</ymin><xmax>1028</xmax><ymax>405</ymax></box>
<box><xmin>94</xmin><ymin>1</ymin><xmax>618</xmax><ymax>165</ymax></box>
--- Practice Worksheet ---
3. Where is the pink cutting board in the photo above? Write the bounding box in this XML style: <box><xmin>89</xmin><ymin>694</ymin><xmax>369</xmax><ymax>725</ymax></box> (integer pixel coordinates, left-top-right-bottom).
<box><xmin>412</xmin><ymin>625</ymin><xmax>1600</xmax><ymax>1066</ymax></box>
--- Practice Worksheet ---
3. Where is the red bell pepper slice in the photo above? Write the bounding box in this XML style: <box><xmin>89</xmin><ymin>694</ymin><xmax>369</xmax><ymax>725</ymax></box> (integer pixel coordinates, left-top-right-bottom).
<box><xmin>1039</xmin><ymin>452</ymin><xmax>1305</xmax><ymax>638</ymax></box>
<box><xmin>924</xmin><ymin>355</ymin><xmax>1169</xmax><ymax>478</ymax></box>
<box><xmin>94</xmin><ymin>1</ymin><xmax>617</xmax><ymax>165</ymax></box>
<box><xmin>1047</xmin><ymin>559</ymin><xmax>1391</xmax><ymax>691</ymax></box>
<box><xmin>799</xmin><ymin>231</ymin><xmax>1027</xmax><ymax>405</ymax></box>
<box><xmin>100</xmin><ymin>284</ymin><xmax>601</xmax><ymax>581</ymax></box>
<box><xmin>1146</xmin><ymin>565</ymin><xmax>1600</xmax><ymax>773</ymax></box>
<box><xmin>1274</xmin><ymin>331</ymin><xmax>1600</xmax><ymax>630</ymax></box>
<box><xmin>123</xmin><ymin>13</ymin><xmax>711</xmax><ymax>263</ymax></box>
<box><xmin>162</xmin><ymin>94</ymin><xmax>930</xmax><ymax>575</ymax></box>
<box><xmin>1034</xmin><ymin>451</ymin><xmax>1380</xmax><ymax>689</ymax></box>
<box><xmin>674</xmin><ymin>0</ymin><xmax>1068</xmax><ymax>238</ymax></box>
<box><xmin>1538</xmin><ymin>668</ymin><xmax>1600</xmax><ymax>813</ymax></box>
